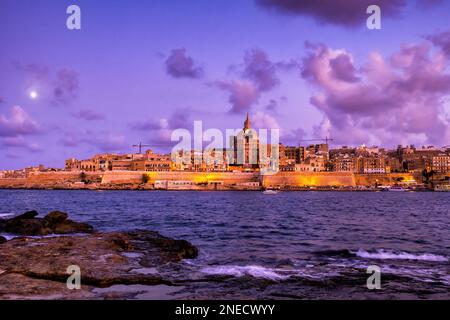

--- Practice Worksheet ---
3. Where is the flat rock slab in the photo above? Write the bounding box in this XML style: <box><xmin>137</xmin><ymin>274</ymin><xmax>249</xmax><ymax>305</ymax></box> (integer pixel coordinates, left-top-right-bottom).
<box><xmin>0</xmin><ymin>230</ymin><xmax>198</xmax><ymax>299</ymax></box>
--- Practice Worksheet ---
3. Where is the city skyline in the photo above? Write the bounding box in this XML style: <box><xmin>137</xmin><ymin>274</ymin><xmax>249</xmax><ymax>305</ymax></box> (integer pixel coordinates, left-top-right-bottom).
<box><xmin>1</xmin><ymin>0</ymin><xmax>450</xmax><ymax>170</ymax></box>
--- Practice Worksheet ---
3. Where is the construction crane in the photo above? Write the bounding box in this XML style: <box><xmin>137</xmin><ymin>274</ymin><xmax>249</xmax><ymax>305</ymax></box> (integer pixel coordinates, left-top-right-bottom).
<box><xmin>299</xmin><ymin>137</ymin><xmax>334</xmax><ymax>145</ymax></box>
<box><xmin>132</xmin><ymin>142</ymin><xmax>152</xmax><ymax>154</ymax></box>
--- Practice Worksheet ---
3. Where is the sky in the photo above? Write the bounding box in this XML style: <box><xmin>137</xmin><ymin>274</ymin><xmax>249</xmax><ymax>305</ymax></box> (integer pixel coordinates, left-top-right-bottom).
<box><xmin>1</xmin><ymin>0</ymin><xmax>450</xmax><ymax>169</ymax></box>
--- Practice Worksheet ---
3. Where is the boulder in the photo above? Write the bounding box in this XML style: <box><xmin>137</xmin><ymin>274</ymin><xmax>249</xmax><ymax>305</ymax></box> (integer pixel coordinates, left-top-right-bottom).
<box><xmin>4</xmin><ymin>218</ymin><xmax>51</xmax><ymax>236</ymax></box>
<box><xmin>0</xmin><ymin>230</ymin><xmax>199</xmax><ymax>299</ymax></box>
<box><xmin>44</xmin><ymin>211</ymin><xmax>68</xmax><ymax>225</ymax></box>
<box><xmin>52</xmin><ymin>219</ymin><xmax>93</xmax><ymax>234</ymax></box>
<box><xmin>12</xmin><ymin>210</ymin><xmax>38</xmax><ymax>220</ymax></box>
<box><xmin>0</xmin><ymin>210</ymin><xmax>94</xmax><ymax>236</ymax></box>
<box><xmin>0</xmin><ymin>236</ymin><xmax>6</xmax><ymax>244</ymax></box>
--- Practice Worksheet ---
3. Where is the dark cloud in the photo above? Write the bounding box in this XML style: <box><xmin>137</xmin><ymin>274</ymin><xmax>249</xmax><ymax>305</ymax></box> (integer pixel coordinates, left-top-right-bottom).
<box><xmin>52</xmin><ymin>69</ymin><xmax>79</xmax><ymax>106</ymax></box>
<box><xmin>282</xmin><ymin>128</ymin><xmax>306</xmax><ymax>146</ymax></box>
<box><xmin>212</xmin><ymin>80</ymin><xmax>260</xmax><ymax>114</ymax></box>
<box><xmin>426</xmin><ymin>29</ymin><xmax>450</xmax><ymax>56</ymax></box>
<box><xmin>243</xmin><ymin>49</ymin><xmax>280</xmax><ymax>91</ymax></box>
<box><xmin>216</xmin><ymin>49</ymin><xmax>296</xmax><ymax>114</ymax></box>
<box><xmin>72</xmin><ymin>109</ymin><xmax>106</xmax><ymax>121</ymax></box>
<box><xmin>329</xmin><ymin>54</ymin><xmax>360</xmax><ymax>82</ymax></box>
<box><xmin>301</xmin><ymin>42</ymin><xmax>450</xmax><ymax>145</ymax></box>
<box><xmin>0</xmin><ymin>106</ymin><xmax>41</xmax><ymax>137</ymax></box>
<box><xmin>255</xmin><ymin>0</ymin><xmax>406</xmax><ymax>27</ymax></box>
<box><xmin>265</xmin><ymin>99</ymin><xmax>278</xmax><ymax>112</ymax></box>
<box><xmin>165</xmin><ymin>48</ymin><xmax>204</xmax><ymax>79</ymax></box>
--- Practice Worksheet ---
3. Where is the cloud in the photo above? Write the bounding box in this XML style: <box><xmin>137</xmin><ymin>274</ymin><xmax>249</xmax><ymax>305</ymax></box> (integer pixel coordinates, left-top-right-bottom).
<box><xmin>416</xmin><ymin>0</ymin><xmax>443</xmax><ymax>9</ymax></box>
<box><xmin>129</xmin><ymin>108</ymin><xmax>192</xmax><ymax>148</ymax></box>
<box><xmin>243</xmin><ymin>49</ymin><xmax>280</xmax><ymax>91</ymax></box>
<box><xmin>165</xmin><ymin>48</ymin><xmax>204</xmax><ymax>79</ymax></box>
<box><xmin>13</xmin><ymin>62</ymin><xmax>50</xmax><ymax>80</ymax></box>
<box><xmin>72</xmin><ymin>109</ymin><xmax>106</xmax><ymax>121</ymax></box>
<box><xmin>301</xmin><ymin>41</ymin><xmax>450</xmax><ymax>146</ymax></box>
<box><xmin>252</xmin><ymin>111</ymin><xmax>280</xmax><ymax>130</ymax></box>
<box><xmin>216</xmin><ymin>49</ymin><xmax>297</xmax><ymax>114</ymax></box>
<box><xmin>61</xmin><ymin>130</ymin><xmax>128</xmax><ymax>153</ymax></box>
<box><xmin>282</xmin><ymin>127</ymin><xmax>306</xmax><ymax>146</ymax></box>
<box><xmin>255</xmin><ymin>0</ymin><xmax>429</xmax><ymax>28</ymax></box>
<box><xmin>265</xmin><ymin>99</ymin><xmax>278</xmax><ymax>112</ymax></box>
<box><xmin>13</xmin><ymin>63</ymin><xmax>80</xmax><ymax>106</ymax></box>
<box><xmin>426</xmin><ymin>29</ymin><xmax>450</xmax><ymax>57</ymax></box>
<box><xmin>52</xmin><ymin>69</ymin><xmax>79</xmax><ymax>106</ymax></box>
<box><xmin>129</xmin><ymin>118</ymin><xmax>162</xmax><ymax>131</ymax></box>
<box><xmin>212</xmin><ymin>80</ymin><xmax>260</xmax><ymax>114</ymax></box>
<box><xmin>1</xmin><ymin>136</ymin><xmax>42</xmax><ymax>152</ymax></box>
<box><xmin>0</xmin><ymin>106</ymin><xmax>41</xmax><ymax>137</ymax></box>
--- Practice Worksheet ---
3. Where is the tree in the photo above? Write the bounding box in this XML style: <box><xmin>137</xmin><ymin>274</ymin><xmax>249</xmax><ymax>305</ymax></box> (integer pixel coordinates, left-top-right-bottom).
<box><xmin>80</xmin><ymin>172</ymin><xmax>87</xmax><ymax>184</ymax></box>
<box><xmin>422</xmin><ymin>169</ymin><xmax>435</xmax><ymax>184</ymax></box>
<box><xmin>142</xmin><ymin>174</ymin><xmax>150</xmax><ymax>184</ymax></box>
<box><xmin>326</xmin><ymin>162</ymin><xmax>335</xmax><ymax>172</ymax></box>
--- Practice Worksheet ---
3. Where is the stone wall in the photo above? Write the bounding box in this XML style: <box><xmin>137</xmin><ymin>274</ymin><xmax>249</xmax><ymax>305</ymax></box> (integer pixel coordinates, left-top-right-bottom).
<box><xmin>262</xmin><ymin>172</ymin><xmax>356</xmax><ymax>187</ymax></box>
<box><xmin>1</xmin><ymin>170</ymin><xmax>447</xmax><ymax>189</ymax></box>
<box><xmin>354</xmin><ymin>172</ymin><xmax>448</xmax><ymax>186</ymax></box>
<box><xmin>101</xmin><ymin>171</ymin><xmax>261</xmax><ymax>185</ymax></box>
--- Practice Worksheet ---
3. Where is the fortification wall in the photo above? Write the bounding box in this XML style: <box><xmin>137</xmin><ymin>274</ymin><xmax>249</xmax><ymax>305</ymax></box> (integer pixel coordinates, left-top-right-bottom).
<box><xmin>0</xmin><ymin>178</ymin><xmax>29</xmax><ymax>188</ymax></box>
<box><xmin>101</xmin><ymin>171</ymin><xmax>260</xmax><ymax>185</ymax></box>
<box><xmin>26</xmin><ymin>171</ymin><xmax>102</xmax><ymax>184</ymax></box>
<box><xmin>354</xmin><ymin>172</ymin><xmax>449</xmax><ymax>186</ymax></box>
<box><xmin>1</xmin><ymin>170</ymin><xmax>446</xmax><ymax>189</ymax></box>
<box><xmin>262</xmin><ymin>172</ymin><xmax>356</xmax><ymax>187</ymax></box>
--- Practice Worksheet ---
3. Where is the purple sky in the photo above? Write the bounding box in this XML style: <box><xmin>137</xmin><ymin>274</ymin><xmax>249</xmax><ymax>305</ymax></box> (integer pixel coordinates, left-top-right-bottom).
<box><xmin>1</xmin><ymin>0</ymin><xmax>450</xmax><ymax>169</ymax></box>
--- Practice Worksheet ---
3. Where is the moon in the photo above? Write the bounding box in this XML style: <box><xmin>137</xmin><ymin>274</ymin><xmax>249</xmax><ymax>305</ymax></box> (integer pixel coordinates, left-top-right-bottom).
<box><xmin>29</xmin><ymin>91</ymin><xmax>38</xmax><ymax>99</ymax></box>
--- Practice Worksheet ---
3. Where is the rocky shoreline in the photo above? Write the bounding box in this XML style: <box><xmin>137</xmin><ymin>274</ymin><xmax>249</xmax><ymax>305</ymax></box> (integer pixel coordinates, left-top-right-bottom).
<box><xmin>0</xmin><ymin>211</ymin><xmax>198</xmax><ymax>299</ymax></box>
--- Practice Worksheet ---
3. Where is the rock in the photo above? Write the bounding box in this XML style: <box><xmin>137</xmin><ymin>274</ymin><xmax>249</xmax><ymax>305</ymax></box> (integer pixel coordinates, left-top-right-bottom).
<box><xmin>52</xmin><ymin>219</ymin><xmax>93</xmax><ymax>234</ymax></box>
<box><xmin>0</xmin><ymin>210</ymin><xmax>94</xmax><ymax>236</ymax></box>
<box><xmin>0</xmin><ymin>236</ymin><xmax>6</xmax><ymax>244</ymax></box>
<box><xmin>0</xmin><ymin>230</ymin><xmax>199</xmax><ymax>299</ymax></box>
<box><xmin>44</xmin><ymin>211</ymin><xmax>68</xmax><ymax>225</ymax></box>
<box><xmin>4</xmin><ymin>219</ymin><xmax>51</xmax><ymax>236</ymax></box>
<box><xmin>13</xmin><ymin>210</ymin><xmax>39</xmax><ymax>220</ymax></box>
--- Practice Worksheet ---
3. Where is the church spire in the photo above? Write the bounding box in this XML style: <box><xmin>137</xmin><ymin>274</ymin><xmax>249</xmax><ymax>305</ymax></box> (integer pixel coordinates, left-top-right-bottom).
<box><xmin>244</xmin><ymin>112</ymin><xmax>251</xmax><ymax>131</ymax></box>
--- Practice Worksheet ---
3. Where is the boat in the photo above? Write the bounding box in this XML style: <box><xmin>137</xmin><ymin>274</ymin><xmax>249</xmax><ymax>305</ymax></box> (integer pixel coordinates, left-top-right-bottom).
<box><xmin>434</xmin><ymin>185</ymin><xmax>450</xmax><ymax>192</ymax></box>
<box><xmin>387</xmin><ymin>186</ymin><xmax>406</xmax><ymax>192</ymax></box>
<box><xmin>263</xmin><ymin>189</ymin><xmax>279</xmax><ymax>195</ymax></box>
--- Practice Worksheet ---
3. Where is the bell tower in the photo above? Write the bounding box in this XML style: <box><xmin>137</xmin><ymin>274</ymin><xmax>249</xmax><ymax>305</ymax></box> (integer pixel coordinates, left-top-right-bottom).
<box><xmin>243</xmin><ymin>112</ymin><xmax>251</xmax><ymax>132</ymax></box>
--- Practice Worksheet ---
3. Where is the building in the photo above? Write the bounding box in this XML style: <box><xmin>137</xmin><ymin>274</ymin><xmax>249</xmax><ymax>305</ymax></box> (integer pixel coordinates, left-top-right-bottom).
<box><xmin>331</xmin><ymin>154</ymin><xmax>354</xmax><ymax>172</ymax></box>
<box><xmin>355</xmin><ymin>156</ymin><xmax>386</xmax><ymax>174</ymax></box>
<box><xmin>65</xmin><ymin>158</ymin><xmax>81</xmax><ymax>171</ymax></box>
<box><xmin>229</xmin><ymin>113</ymin><xmax>260</xmax><ymax>169</ymax></box>
<box><xmin>432</xmin><ymin>155</ymin><xmax>450</xmax><ymax>173</ymax></box>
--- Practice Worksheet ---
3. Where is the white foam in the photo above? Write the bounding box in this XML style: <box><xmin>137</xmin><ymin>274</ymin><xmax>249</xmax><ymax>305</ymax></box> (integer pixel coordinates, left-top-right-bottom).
<box><xmin>355</xmin><ymin>249</ymin><xmax>448</xmax><ymax>262</ymax></box>
<box><xmin>201</xmin><ymin>265</ymin><xmax>290</xmax><ymax>281</ymax></box>
<box><xmin>0</xmin><ymin>213</ymin><xmax>12</xmax><ymax>218</ymax></box>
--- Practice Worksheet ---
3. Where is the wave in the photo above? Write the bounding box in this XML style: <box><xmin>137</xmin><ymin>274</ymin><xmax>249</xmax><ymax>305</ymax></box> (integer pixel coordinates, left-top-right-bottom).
<box><xmin>201</xmin><ymin>265</ymin><xmax>291</xmax><ymax>281</ymax></box>
<box><xmin>0</xmin><ymin>213</ymin><xmax>13</xmax><ymax>218</ymax></box>
<box><xmin>354</xmin><ymin>249</ymin><xmax>448</xmax><ymax>262</ymax></box>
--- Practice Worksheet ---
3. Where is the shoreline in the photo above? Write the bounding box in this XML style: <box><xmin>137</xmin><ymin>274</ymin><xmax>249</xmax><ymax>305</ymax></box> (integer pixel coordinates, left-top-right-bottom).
<box><xmin>1</xmin><ymin>170</ymin><xmax>447</xmax><ymax>192</ymax></box>
<box><xmin>0</xmin><ymin>186</ymin><xmax>438</xmax><ymax>192</ymax></box>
